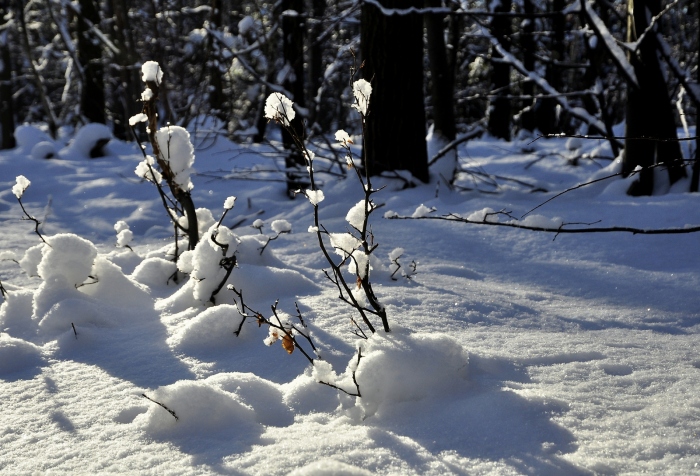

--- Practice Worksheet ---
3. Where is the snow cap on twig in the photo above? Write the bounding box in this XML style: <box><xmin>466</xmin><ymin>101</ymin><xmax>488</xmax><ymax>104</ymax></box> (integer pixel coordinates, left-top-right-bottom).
<box><xmin>264</xmin><ymin>93</ymin><xmax>295</xmax><ymax>126</ymax></box>
<box><xmin>12</xmin><ymin>175</ymin><xmax>30</xmax><ymax>199</ymax></box>
<box><xmin>352</xmin><ymin>79</ymin><xmax>372</xmax><ymax>115</ymax></box>
<box><xmin>141</xmin><ymin>61</ymin><xmax>163</xmax><ymax>85</ymax></box>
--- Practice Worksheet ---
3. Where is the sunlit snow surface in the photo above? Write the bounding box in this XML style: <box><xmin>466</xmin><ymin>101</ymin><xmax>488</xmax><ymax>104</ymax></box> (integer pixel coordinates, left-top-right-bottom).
<box><xmin>1</xmin><ymin>123</ymin><xmax>700</xmax><ymax>475</ymax></box>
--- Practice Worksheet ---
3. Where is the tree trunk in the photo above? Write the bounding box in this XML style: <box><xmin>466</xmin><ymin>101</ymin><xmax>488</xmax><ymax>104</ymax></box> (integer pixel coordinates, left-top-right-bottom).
<box><xmin>536</xmin><ymin>0</ymin><xmax>564</xmax><ymax>134</ymax></box>
<box><xmin>624</xmin><ymin>0</ymin><xmax>685</xmax><ymax>196</ymax></box>
<box><xmin>691</xmin><ymin>0</ymin><xmax>700</xmax><ymax>192</ymax></box>
<box><xmin>208</xmin><ymin>0</ymin><xmax>226</xmax><ymax>121</ymax></box>
<box><xmin>110</xmin><ymin>0</ymin><xmax>139</xmax><ymax>139</ymax></box>
<box><xmin>308</xmin><ymin>0</ymin><xmax>325</xmax><ymax>129</ymax></box>
<box><xmin>280</xmin><ymin>0</ymin><xmax>307</xmax><ymax>198</ymax></box>
<box><xmin>77</xmin><ymin>0</ymin><xmax>105</xmax><ymax>124</ymax></box>
<box><xmin>360</xmin><ymin>0</ymin><xmax>429</xmax><ymax>183</ymax></box>
<box><xmin>0</xmin><ymin>7</ymin><xmax>16</xmax><ymax>150</ymax></box>
<box><xmin>425</xmin><ymin>0</ymin><xmax>456</xmax><ymax>142</ymax></box>
<box><xmin>487</xmin><ymin>0</ymin><xmax>512</xmax><ymax>141</ymax></box>
<box><xmin>520</xmin><ymin>0</ymin><xmax>536</xmax><ymax>132</ymax></box>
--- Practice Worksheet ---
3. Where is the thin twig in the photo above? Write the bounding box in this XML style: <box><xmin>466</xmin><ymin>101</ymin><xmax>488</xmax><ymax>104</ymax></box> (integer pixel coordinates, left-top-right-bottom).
<box><xmin>141</xmin><ymin>393</ymin><xmax>179</xmax><ymax>421</ymax></box>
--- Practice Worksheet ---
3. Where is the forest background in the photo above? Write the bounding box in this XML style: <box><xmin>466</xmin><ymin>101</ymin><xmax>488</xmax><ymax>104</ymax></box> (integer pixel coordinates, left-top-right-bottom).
<box><xmin>2</xmin><ymin>0</ymin><xmax>699</xmax><ymax>196</ymax></box>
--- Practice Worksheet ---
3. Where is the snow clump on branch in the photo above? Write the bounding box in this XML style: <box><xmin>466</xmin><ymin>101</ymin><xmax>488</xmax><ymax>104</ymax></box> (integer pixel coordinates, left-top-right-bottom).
<box><xmin>224</xmin><ymin>196</ymin><xmax>236</xmax><ymax>210</ymax></box>
<box><xmin>135</xmin><ymin>155</ymin><xmax>162</xmax><ymax>184</ymax></box>
<box><xmin>141</xmin><ymin>61</ymin><xmax>163</xmax><ymax>85</ymax></box>
<box><xmin>155</xmin><ymin>126</ymin><xmax>196</xmax><ymax>191</ymax></box>
<box><xmin>264</xmin><ymin>93</ymin><xmax>295</xmax><ymax>126</ymax></box>
<box><xmin>352</xmin><ymin>79</ymin><xmax>372</xmax><ymax>115</ymax></box>
<box><xmin>12</xmin><ymin>176</ymin><xmax>30</xmax><ymax>199</ymax></box>
<box><xmin>334</xmin><ymin>129</ymin><xmax>351</xmax><ymax>145</ymax></box>
<box><xmin>305</xmin><ymin>190</ymin><xmax>324</xmax><ymax>206</ymax></box>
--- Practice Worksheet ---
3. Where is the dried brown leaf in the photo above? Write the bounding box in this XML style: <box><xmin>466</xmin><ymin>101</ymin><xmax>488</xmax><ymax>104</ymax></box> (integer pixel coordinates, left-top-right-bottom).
<box><xmin>282</xmin><ymin>334</ymin><xmax>294</xmax><ymax>354</ymax></box>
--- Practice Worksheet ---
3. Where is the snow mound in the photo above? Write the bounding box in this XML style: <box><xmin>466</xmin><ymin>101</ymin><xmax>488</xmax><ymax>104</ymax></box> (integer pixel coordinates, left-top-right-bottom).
<box><xmin>78</xmin><ymin>257</ymin><xmax>152</xmax><ymax>309</ymax></box>
<box><xmin>30</xmin><ymin>141</ymin><xmax>57</xmax><ymax>159</ymax></box>
<box><xmin>135</xmin><ymin>379</ymin><xmax>259</xmax><ymax>439</ymax></box>
<box><xmin>131</xmin><ymin>257</ymin><xmax>178</xmax><ymax>291</ymax></box>
<box><xmin>347</xmin><ymin>328</ymin><xmax>470</xmax><ymax>419</ymax></box>
<box><xmin>158</xmin><ymin>264</ymin><xmax>318</xmax><ymax>315</ymax></box>
<box><xmin>288</xmin><ymin>459</ymin><xmax>372</xmax><ymax>476</ymax></box>
<box><xmin>38</xmin><ymin>297</ymin><xmax>113</xmax><ymax>336</ymax></box>
<box><xmin>0</xmin><ymin>334</ymin><xmax>44</xmax><ymax>376</ymax></box>
<box><xmin>62</xmin><ymin>123</ymin><xmax>112</xmax><ymax>158</ymax></box>
<box><xmin>168</xmin><ymin>304</ymin><xmax>245</xmax><ymax>354</ymax></box>
<box><xmin>38</xmin><ymin>234</ymin><xmax>97</xmax><ymax>287</ymax></box>
<box><xmin>14</xmin><ymin>125</ymin><xmax>54</xmax><ymax>154</ymax></box>
<box><xmin>0</xmin><ymin>289</ymin><xmax>37</xmax><ymax>340</ymax></box>
<box><xmin>207</xmin><ymin>372</ymin><xmax>294</xmax><ymax>426</ymax></box>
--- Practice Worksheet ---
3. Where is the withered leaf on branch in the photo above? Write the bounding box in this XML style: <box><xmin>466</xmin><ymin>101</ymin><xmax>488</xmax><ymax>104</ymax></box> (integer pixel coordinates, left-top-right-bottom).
<box><xmin>282</xmin><ymin>334</ymin><xmax>295</xmax><ymax>354</ymax></box>
<box><xmin>256</xmin><ymin>313</ymin><xmax>264</xmax><ymax>327</ymax></box>
<box><xmin>356</xmin><ymin>276</ymin><xmax>362</xmax><ymax>289</ymax></box>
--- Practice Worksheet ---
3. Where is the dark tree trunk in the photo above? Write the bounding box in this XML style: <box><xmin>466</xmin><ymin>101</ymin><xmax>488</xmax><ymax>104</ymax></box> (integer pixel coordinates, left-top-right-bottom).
<box><xmin>77</xmin><ymin>0</ymin><xmax>105</xmax><ymax>124</ymax></box>
<box><xmin>208</xmin><ymin>0</ymin><xmax>226</xmax><ymax>121</ymax></box>
<box><xmin>520</xmin><ymin>0</ymin><xmax>536</xmax><ymax>132</ymax></box>
<box><xmin>281</xmin><ymin>0</ymin><xmax>307</xmax><ymax>197</ymax></box>
<box><xmin>624</xmin><ymin>0</ymin><xmax>685</xmax><ymax>196</ymax></box>
<box><xmin>536</xmin><ymin>0</ymin><xmax>564</xmax><ymax>134</ymax></box>
<box><xmin>360</xmin><ymin>0</ymin><xmax>428</xmax><ymax>183</ymax></box>
<box><xmin>110</xmin><ymin>0</ymin><xmax>139</xmax><ymax>139</ymax></box>
<box><xmin>425</xmin><ymin>0</ymin><xmax>456</xmax><ymax>141</ymax></box>
<box><xmin>308</xmin><ymin>0</ymin><xmax>326</xmax><ymax>129</ymax></box>
<box><xmin>487</xmin><ymin>0</ymin><xmax>512</xmax><ymax>140</ymax></box>
<box><xmin>0</xmin><ymin>7</ymin><xmax>16</xmax><ymax>149</ymax></box>
<box><xmin>691</xmin><ymin>0</ymin><xmax>700</xmax><ymax>192</ymax></box>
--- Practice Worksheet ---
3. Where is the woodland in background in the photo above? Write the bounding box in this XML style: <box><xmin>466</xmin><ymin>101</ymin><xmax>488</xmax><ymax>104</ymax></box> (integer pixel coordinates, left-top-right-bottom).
<box><xmin>1</xmin><ymin>0</ymin><xmax>699</xmax><ymax>195</ymax></box>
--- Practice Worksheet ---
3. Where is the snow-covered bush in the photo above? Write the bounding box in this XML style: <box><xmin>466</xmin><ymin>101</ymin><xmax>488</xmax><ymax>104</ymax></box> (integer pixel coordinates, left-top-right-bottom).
<box><xmin>130</xmin><ymin>61</ymin><xmax>200</xmax><ymax>253</ymax></box>
<box><xmin>264</xmin><ymin>79</ymin><xmax>389</xmax><ymax>337</ymax></box>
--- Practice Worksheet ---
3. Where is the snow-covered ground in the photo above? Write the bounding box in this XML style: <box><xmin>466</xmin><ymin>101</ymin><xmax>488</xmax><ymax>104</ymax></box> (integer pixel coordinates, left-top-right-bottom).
<box><xmin>1</xmin><ymin>122</ymin><xmax>699</xmax><ymax>475</ymax></box>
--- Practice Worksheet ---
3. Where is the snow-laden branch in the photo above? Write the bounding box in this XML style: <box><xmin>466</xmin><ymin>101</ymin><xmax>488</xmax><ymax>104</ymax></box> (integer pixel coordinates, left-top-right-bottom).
<box><xmin>621</xmin><ymin>0</ymin><xmax>680</xmax><ymax>54</ymax></box>
<box><xmin>428</xmin><ymin>124</ymin><xmax>484</xmax><ymax>166</ymax></box>
<box><xmin>580</xmin><ymin>0</ymin><xmax>638</xmax><ymax>89</ymax></box>
<box><xmin>654</xmin><ymin>31</ymin><xmax>700</xmax><ymax>108</ymax></box>
<box><xmin>361</xmin><ymin>0</ymin><xmax>570</xmax><ymax>17</ymax></box>
<box><xmin>388</xmin><ymin>211</ymin><xmax>700</xmax><ymax>236</ymax></box>
<box><xmin>480</xmin><ymin>25</ymin><xmax>611</xmax><ymax>140</ymax></box>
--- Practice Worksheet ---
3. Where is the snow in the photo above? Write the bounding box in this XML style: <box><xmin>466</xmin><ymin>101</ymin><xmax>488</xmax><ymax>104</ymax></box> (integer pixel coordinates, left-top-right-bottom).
<box><xmin>30</xmin><ymin>141</ymin><xmax>57</xmax><ymax>160</ymax></box>
<box><xmin>129</xmin><ymin>113</ymin><xmax>148</xmax><ymax>126</ymax></box>
<box><xmin>141</xmin><ymin>60</ymin><xmax>163</xmax><ymax>85</ymax></box>
<box><xmin>2</xmin><ymin>125</ymin><xmax>700</xmax><ymax>474</ymax></box>
<box><xmin>224</xmin><ymin>196</ymin><xmax>236</xmax><ymax>210</ymax></box>
<box><xmin>135</xmin><ymin>154</ymin><xmax>163</xmax><ymax>184</ymax></box>
<box><xmin>238</xmin><ymin>16</ymin><xmax>255</xmax><ymax>36</ymax></box>
<box><xmin>352</xmin><ymin>79</ymin><xmax>372</xmax><ymax>115</ymax></box>
<box><xmin>155</xmin><ymin>126</ymin><xmax>196</xmax><ymax>191</ymax></box>
<box><xmin>62</xmin><ymin>123</ymin><xmax>112</xmax><ymax>159</ymax></box>
<box><xmin>271</xmin><ymin>219</ymin><xmax>292</xmax><ymax>234</ymax></box>
<box><xmin>306</xmin><ymin>189</ymin><xmax>325</xmax><ymax>205</ymax></box>
<box><xmin>346</xmin><ymin>200</ymin><xmax>369</xmax><ymax>230</ymax></box>
<box><xmin>335</xmin><ymin>129</ymin><xmax>351</xmax><ymax>145</ymax></box>
<box><xmin>12</xmin><ymin>175</ymin><xmax>30</xmax><ymax>199</ymax></box>
<box><xmin>264</xmin><ymin>92</ymin><xmax>296</xmax><ymax>126</ymax></box>
<box><xmin>411</xmin><ymin>204</ymin><xmax>434</xmax><ymax>218</ymax></box>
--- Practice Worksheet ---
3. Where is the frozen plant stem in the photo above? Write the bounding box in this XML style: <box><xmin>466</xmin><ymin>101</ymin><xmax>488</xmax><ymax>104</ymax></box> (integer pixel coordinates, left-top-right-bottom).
<box><xmin>16</xmin><ymin>197</ymin><xmax>48</xmax><ymax>246</ymax></box>
<box><xmin>136</xmin><ymin>62</ymin><xmax>199</xmax><ymax>250</ymax></box>
<box><xmin>227</xmin><ymin>284</ymin><xmax>363</xmax><ymax>396</ymax></box>
<box><xmin>264</xmin><ymin>78</ymin><xmax>390</xmax><ymax>335</ymax></box>
<box><xmin>141</xmin><ymin>393</ymin><xmax>178</xmax><ymax>421</ymax></box>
